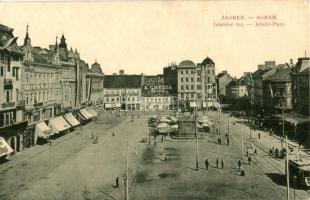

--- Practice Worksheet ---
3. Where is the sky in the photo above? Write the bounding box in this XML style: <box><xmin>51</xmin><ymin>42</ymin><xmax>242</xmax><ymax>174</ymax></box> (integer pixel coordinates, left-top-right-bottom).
<box><xmin>0</xmin><ymin>0</ymin><xmax>309</xmax><ymax>77</ymax></box>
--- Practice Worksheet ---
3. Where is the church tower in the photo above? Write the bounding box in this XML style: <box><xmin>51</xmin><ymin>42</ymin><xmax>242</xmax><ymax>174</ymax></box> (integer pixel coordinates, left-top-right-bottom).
<box><xmin>23</xmin><ymin>25</ymin><xmax>32</xmax><ymax>62</ymax></box>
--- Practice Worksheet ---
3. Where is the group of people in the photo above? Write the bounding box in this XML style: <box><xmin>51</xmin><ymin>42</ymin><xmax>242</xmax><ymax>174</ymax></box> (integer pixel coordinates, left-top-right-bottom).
<box><xmin>204</xmin><ymin>157</ymin><xmax>224</xmax><ymax>170</ymax></box>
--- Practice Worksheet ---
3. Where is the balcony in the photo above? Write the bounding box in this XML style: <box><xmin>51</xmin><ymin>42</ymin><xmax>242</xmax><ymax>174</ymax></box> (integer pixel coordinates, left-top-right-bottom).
<box><xmin>1</xmin><ymin>102</ymin><xmax>16</xmax><ymax>109</ymax></box>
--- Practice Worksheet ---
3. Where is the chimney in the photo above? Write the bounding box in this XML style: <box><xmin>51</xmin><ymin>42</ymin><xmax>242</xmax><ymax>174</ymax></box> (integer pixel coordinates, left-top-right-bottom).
<box><xmin>258</xmin><ymin>64</ymin><xmax>264</xmax><ymax>70</ymax></box>
<box><xmin>290</xmin><ymin>59</ymin><xmax>293</xmax><ymax>65</ymax></box>
<box><xmin>265</xmin><ymin>61</ymin><xmax>276</xmax><ymax>69</ymax></box>
<box><xmin>119</xmin><ymin>69</ymin><xmax>124</xmax><ymax>75</ymax></box>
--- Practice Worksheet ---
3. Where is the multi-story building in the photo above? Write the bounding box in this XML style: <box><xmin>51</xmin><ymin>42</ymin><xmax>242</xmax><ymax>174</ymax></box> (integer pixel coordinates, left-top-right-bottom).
<box><xmin>177</xmin><ymin>57</ymin><xmax>217</xmax><ymax>110</ymax></box>
<box><xmin>141</xmin><ymin>96</ymin><xmax>172</xmax><ymax>111</ymax></box>
<box><xmin>227</xmin><ymin>78</ymin><xmax>249</xmax><ymax>100</ymax></box>
<box><xmin>292</xmin><ymin>57</ymin><xmax>310</xmax><ymax>116</ymax></box>
<box><xmin>103</xmin><ymin>75</ymin><xmax>142</xmax><ymax>110</ymax></box>
<box><xmin>0</xmin><ymin>24</ymin><xmax>28</xmax><ymax>152</ymax></box>
<box><xmin>252</xmin><ymin>61</ymin><xmax>277</xmax><ymax>115</ymax></box>
<box><xmin>263</xmin><ymin>66</ymin><xmax>292</xmax><ymax>114</ymax></box>
<box><xmin>142</xmin><ymin>75</ymin><xmax>171</xmax><ymax>97</ymax></box>
<box><xmin>163</xmin><ymin>63</ymin><xmax>178</xmax><ymax>96</ymax></box>
<box><xmin>85</xmin><ymin>61</ymin><xmax>104</xmax><ymax>108</ymax></box>
<box><xmin>216</xmin><ymin>70</ymin><xmax>233</xmax><ymax>102</ymax></box>
<box><xmin>21</xmin><ymin>28</ymin><xmax>63</xmax><ymax>126</ymax></box>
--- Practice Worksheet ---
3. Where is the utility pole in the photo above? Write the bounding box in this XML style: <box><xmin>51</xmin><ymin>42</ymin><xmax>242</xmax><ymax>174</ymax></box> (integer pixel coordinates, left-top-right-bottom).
<box><xmin>286</xmin><ymin>135</ymin><xmax>290</xmax><ymax>200</ymax></box>
<box><xmin>241</xmin><ymin>113</ymin><xmax>244</xmax><ymax>160</ymax></box>
<box><xmin>282</xmin><ymin>107</ymin><xmax>285</xmax><ymax>149</ymax></box>
<box><xmin>227</xmin><ymin>114</ymin><xmax>230</xmax><ymax>136</ymax></box>
<box><xmin>125</xmin><ymin>142</ymin><xmax>129</xmax><ymax>200</ymax></box>
<box><xmin>195</xmin><ymin>97</ymin><xmax>199</xmax><ymax>171</ymax></box>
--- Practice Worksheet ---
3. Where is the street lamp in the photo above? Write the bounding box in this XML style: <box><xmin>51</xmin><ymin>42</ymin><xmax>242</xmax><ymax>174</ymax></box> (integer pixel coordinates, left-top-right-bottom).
<box><xmin>241</xmin><ymin>112</ymin><xmax>244</xmax><ymax>160</ymax></box>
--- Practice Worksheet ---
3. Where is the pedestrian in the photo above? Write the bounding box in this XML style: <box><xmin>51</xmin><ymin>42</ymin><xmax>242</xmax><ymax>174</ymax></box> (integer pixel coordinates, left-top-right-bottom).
<box><xmin>154</xmin><ymin>141</ymin><xmax>156</xmax><ymax>146</ymax></box>
<box><xmin>238</xmin><ymin>159</ymin><xmax>242</xmax><ymax>170</ymax></box>
<box><xmin>246</xmin><ymin>149</ymin><xmax>249</xmax><ymax>157</ymax></box>
<box><xmin>161</xmin><ymin>136</ymin><xmax>164</xmax><ymax>142</ymax></box>
<box><xmin>49</xmin><ymin>140</ymin><xmax>52</xmax><ymax>145</ymax></box>
<box><xmin>254</xmin><ymin>149</ymin><xmax>257</xmax><ymax>156</ymax></box>
<box><xmin>240</xmin><ymin>166</ymin><xmax>245</xmax><ymax>176</ymax></box>
<box><xmin>205</xmin><ymin>159</ymin><xmax>209</xmax><ymax>170</ymax></box>
<box><xmin>221</xmin><ymin>159</ymin><xmax>224</xmax><ymax>169</ymax></box>
<box><xmin>258</xmin><ymin>132</ymin><xmax>260</xmax><ymax>139</ymax></box>
<box><xmin>269</xmin><ymin>128</ymin><xmax>273</xmax><ymax>136</ymax></box>
<box><xmin>115</xmin><ymin>176</ymin><xmax>119</xmax><ymax>188</ymax></box>
<box><xmin>248</xmin><ymin>156</ymin><xmax>252</xmax><ymax>165</ymax></box>
<box><xmin>112</xmin><ymin>132</ymin><xmax>115</xmax><ymax>136</ymax></box>
<box><xmin>227</xmin><ymin>137</ymin><xmax>230</xmax><ymax>145</ymax></box>
<box><xmin>216</xmin><ymin>157</ymin><xmax>219</xmax><ymax>168</ymax></box>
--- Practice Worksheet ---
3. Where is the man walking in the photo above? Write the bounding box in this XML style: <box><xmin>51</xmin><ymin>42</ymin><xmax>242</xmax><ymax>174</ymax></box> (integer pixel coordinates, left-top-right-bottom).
<box><xmin>205</xmin><ymin>159</ymin><xmax>209</xmax><ymax>170</ymax></box>
<box><xmin>115</xmin><ymin>176</ymin><xmax>119</xmax><ymax>188</ymax></box>
<box><xmin>248</xmin><ymin>156</ymin><xmax>252</xmax><ymax>165</ymax></box>
<box><xmin>221</xmin><ymin>159</ymin><xmax>224</xmax><ymax>169</ymax></box>
<box><xmin>238</xmin><ymin>159</ymin><xmax>242</xmax><ymax>170</ymax></box>
<box><xmin>216</xmin><ymin>157</ymin><xmax>219</xmax><ymax>168</ymax></box>
<box><xmin>258</xmin><ymin>132</ymin><xmax>260</xmax><ymax>139</ymax></box>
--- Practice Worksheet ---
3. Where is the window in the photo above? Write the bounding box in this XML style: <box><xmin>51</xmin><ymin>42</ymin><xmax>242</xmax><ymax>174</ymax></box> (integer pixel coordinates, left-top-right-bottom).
<box><xmin>191</xmin><ymin>70</ymin><xmax>194</xmax><ymax>74</ymax></box>
<box><xmin>191</xmin><ymin>85</ymin><xmax>194</xmax><ymax>89</ymax></box>
<box><xmin>181</xmin><ymin>77</ymin><xmax>183</xmax><ymax>82</ymax></box>
<box><xmin>12</xmin><ymin>68</ymin><xmax>15</xmax><ymax>77</ymax></box>
<box><xmin>186</xmin><ymin>77</ymin><xmax>188</xmax><ymax>82</ymax></box>
<box><xmin>0</xmin><ymin>67</ymin><xmax>3</xmax><ymax>76</ymax></box>
<box><xmin>186</xmin><ymin>70</ymin><xmax>188</xmax><ymax>74</ymax></box>
<box><xmin>181</xmin><ymin>85</ymin><xmax>184</xmax><ymax>90</ymax></box>
<box><xmin>186</xmin><ymin>85</ymin><xmax>189</xmax><ymax>89</ymax></box>
<box><xmin>197</xmin><ymin>85</ymin><xmax>201</xmax><ymax>89</ymax></box>
<box><xmin>181</xmin><ymin>70</ymin><xmax>183</xmax><ymax>74</ymax></box>
<box><xmin>191</xmin><ymin>77</ymin><xmax>194</xmax><ymax>82</ymax></box>
<box><xmin>207</xmin><ymin>69</ymin><xmax>210</xmax><ymax>74</ymax></box>
<box><xmin>197</xmin><ymin>77</ymin><xmax>201</xmax><ymax>82</ymax></box>
<box><xmin>207</xmin><ymin>77</ymin><xmax>210</xmax><ymax>83</ymax></box>
<box><xmin>197</xmin><ymin>70</ymin><xmax>201</xmax><ymax>75</ymax></box>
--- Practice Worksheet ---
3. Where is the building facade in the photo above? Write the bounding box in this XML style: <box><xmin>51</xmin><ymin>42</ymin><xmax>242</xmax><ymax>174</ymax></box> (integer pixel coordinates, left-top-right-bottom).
<box><xmin>103</xmin><ymin>75</ymin><xmax>142</xmax><ymax>110</ymax></box>
<box><xmin>216</xmin><ymin>70</ymin><xmax>233</xmax><ymax>103</ymax></box>
<box><xmin>177</xmin><ymin>57</ymin><xmax>217</xmax><ymax>110</ymax></box>
<box><xmin>292</xmin><ymin>57</ymin><xmax>310</xmax><ymax>116</ymax></box>
<box><xmin>263</xmin><ymin>67</ymin><xmax>292</xmax><ymax>114</ymax></box>
<box><xmin>0</xmin><ymin>24</ymin><xmax>28</xmax><ymax>152</ymax></box>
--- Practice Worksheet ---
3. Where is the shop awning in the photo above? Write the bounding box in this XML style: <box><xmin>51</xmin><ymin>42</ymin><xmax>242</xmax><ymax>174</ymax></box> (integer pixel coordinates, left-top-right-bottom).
<box><xmin>63</xmin><ymin>113</ymin><xmax>80</xmax><ymax>127</ymax></box>
<box><xmin>48</xmin><ymin>116</ymin><xmax>72</xmax><ymax>134</ymax></box>
<box><xmin>114</xmin><ymin>102</ymin><xmax>121</xmax><ymax>108</ymax></box>
<box><xmin>79</xmin><ymin>109</ymin><xmax>92</xmax><ymax>120</ymax></box>
<box><xmin>105</xmin><ymin>103</ymin><xmax>112</xmax><ymax>108</ymax></box>
<box><xmin>86</xmin><ymin>107</ymin><xmax>98</xmax><ymax>118</ymax></box>
<box><xmin>35</xmin><ymin>122</ymin><xmax>53</xmax><ymax>139</ymax></box>
<box><xmin>0</xmin><ymin>137</ymin><xmax>14</xmax><ymax>157</ymax></box>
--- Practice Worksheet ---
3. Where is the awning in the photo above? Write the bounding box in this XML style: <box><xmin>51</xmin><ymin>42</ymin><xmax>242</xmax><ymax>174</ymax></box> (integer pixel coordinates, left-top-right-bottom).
<box><xmin>35</xmin><ymin>122</ymin><xmax>53</xmax><ymax>139</ymax></box>
<box><xmin>114</xmin><ymin>102</ymin><xmax>121</xmax><ymax>108</ymax></box>
<box><xmin>63</xmin><ymin>113</ymin><xmax>80</xmax><ymax>127</ymax></box>
<box><xmin>0</xmin><ymin>137</ymin><xmax>14</xmax><ymax>157</ymax></box>
<box><xmin>48</xmin><ymin>116</ymin><xmax>72</xmax><ymax>134</ymax></box>
<box><xmin>86</xmin><ymin>107</ymin><xmax>98</xmax><ymax>118</ymax></box>
<box><xmin>105</xmin><ymin>103</ymin><xmax>112</xmax><ymax>108</ymax></box>
<box><xmin>79</xmin><ymin>109</ymin><xmax>92</xmax><ymax>120</ymax></box>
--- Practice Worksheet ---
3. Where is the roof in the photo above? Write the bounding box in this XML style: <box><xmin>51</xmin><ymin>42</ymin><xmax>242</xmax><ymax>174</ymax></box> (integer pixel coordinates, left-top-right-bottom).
<box><xmin>104</xmin><ymin>75</ymin><xmax>142</xmax><ymax>88</ymax></box>
<box><xmin>179</xmin><ymin>60</ymin><xmax>195</xmax><ymax>67</ymax></box>
<box><xmin>200</xmin><ymin>57</ymin><xmax>215</xmax><ymax>66</ymax></box>
<box><xmin>264</xmin><ymin>68</ymin><xmax>292</xmax><ymax>82</ymax></box>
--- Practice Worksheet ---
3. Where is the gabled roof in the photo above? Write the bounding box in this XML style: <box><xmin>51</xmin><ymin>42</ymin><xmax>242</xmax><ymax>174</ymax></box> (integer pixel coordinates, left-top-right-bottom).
<box><xmin>200</xmin><ymin>57</ymin><xmax>215</xmax><ymax>66</ymax></box>
<box><xmin>264</xmin><ymin>68</ymin><xmax>292</xmax><ymax>82</ymax></box>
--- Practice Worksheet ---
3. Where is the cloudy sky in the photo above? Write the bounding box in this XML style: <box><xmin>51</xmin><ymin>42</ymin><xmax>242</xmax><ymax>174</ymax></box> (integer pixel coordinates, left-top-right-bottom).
<box><xmin>0</xmin><ymin>0</ymin><xmax>309</xmax><ymax>77</ymax></box>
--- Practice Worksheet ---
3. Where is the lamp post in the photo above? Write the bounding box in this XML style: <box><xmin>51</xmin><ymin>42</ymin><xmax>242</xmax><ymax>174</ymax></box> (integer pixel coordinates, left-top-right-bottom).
<box><xmin>241</xmin><ymin>112</ymin><xmax>244</xmax><ymax>160</ymax></box>
<box><xmin>285</xmin><ymin>135</ymin><xmax>290</xmax><ymax>200</ymax></box>
<box><xmin>194</xmin><ymin>97</ymin><xmax>199</xmax><ymax>171</ymax></box>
